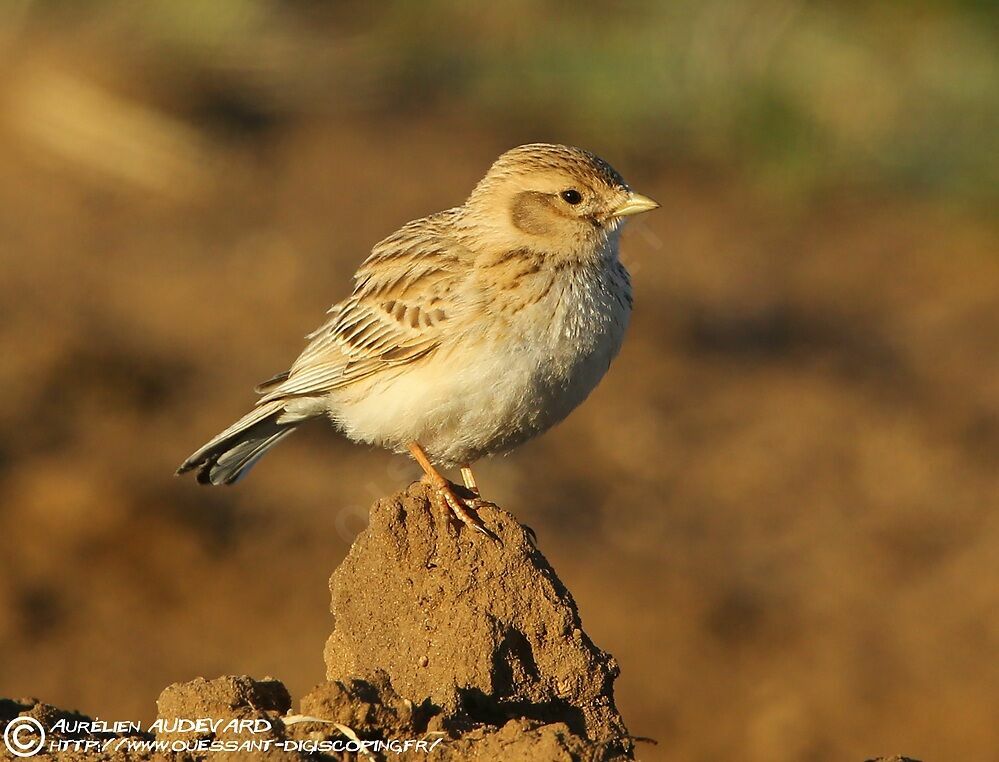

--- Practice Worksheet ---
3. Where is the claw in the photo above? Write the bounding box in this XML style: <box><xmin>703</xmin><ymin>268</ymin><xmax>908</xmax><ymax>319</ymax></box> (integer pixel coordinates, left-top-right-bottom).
<box><xmin>522</xmin><ymin>523</ymin><xmax>538</xmax><ymax>548</ymax></box>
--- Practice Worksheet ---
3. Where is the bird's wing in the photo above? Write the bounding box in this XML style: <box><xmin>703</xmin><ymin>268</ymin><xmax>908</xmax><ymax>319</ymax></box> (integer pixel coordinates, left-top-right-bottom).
<box><xmin>258</xmin><ymin>211</ymin><xmax>469</xmax><ymax>402</ymax></box>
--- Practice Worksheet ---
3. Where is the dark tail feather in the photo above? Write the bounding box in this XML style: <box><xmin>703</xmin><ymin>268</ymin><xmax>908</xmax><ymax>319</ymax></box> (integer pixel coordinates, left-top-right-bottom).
<box><xmin>177</xmin><ymin>401</ymin><xmax>301</xmax><ymax>486</ymax></box>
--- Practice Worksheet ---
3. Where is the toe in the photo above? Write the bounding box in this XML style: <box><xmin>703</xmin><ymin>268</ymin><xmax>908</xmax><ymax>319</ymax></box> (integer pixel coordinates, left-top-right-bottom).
<box><xmin>437</xmin><ymin>486</ymin><xmax>500</xmax><ymax>542</ymax></box>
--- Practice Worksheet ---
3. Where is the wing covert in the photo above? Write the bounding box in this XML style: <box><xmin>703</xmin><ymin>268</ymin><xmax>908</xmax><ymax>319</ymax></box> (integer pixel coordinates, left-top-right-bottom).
<box><xmin>258</xmin><ymin>210</ymin><xmax>468</xmax><ymax>402</ymax></box>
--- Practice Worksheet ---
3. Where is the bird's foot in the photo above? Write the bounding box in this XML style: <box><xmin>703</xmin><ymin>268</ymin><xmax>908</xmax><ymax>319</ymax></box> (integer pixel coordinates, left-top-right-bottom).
<box><xmin>425</xmin><ymin>477</ymin><xmax>500</xmax><ymax>542</ymax></box>
<box><xmin>409</xmin><ymin>443</ymin><xmax>499</xmax><ymax>541</ymax></box>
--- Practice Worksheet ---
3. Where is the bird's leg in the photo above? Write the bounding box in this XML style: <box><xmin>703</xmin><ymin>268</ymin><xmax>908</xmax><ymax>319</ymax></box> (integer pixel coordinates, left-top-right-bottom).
<box><xmin>408</xmin><ymin>443</ymin><xmax>494</xmax><ymax>538</ymax></box>
<box><xmin>460</xmin><ymin>465</ymin><xmax>480</xmax><ymax>497</ymax></box>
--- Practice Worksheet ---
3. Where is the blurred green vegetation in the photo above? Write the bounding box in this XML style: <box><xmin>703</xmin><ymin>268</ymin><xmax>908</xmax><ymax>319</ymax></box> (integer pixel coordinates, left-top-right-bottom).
<box><xmin>9</xmin><ymin>0</ymin><xmax>999</xmax><ymax>202</ymax></box>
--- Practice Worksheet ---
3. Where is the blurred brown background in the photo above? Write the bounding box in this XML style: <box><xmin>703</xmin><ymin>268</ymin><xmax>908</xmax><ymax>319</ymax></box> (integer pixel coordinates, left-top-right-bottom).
<box><xmin>1</xmin><ymin>2</ymin><xmax>997</xmax><ymax>760</ymax></box>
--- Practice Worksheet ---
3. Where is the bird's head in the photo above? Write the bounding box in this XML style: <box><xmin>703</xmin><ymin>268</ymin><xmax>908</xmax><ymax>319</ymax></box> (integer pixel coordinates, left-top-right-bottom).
<box><xmin>462</xmin><ymin>143</ymin><xmax>658</xmax><ymax>264</ymax></box>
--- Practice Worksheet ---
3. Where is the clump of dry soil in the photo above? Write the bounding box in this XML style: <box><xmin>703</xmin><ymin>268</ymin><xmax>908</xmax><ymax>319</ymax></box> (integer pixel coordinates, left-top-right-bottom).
<box><xmin>1</xmin><ymin>484</ymin><xmax>634</xmax><ymax>760</ymax></box>
<box><xmin>325</xmin><ymin>482</ymin><xmax>630</xmax><ymax>752</ymax></box>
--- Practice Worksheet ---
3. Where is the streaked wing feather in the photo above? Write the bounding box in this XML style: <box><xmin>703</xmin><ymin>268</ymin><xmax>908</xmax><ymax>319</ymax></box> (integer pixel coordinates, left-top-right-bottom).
<box><xmin>258</xmin><ymin>210</ymin><xmax>466</xmax><ymax>402</ymax></box>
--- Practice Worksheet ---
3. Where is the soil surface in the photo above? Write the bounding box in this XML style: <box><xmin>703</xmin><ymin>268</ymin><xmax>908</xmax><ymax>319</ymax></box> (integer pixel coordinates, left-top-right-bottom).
<box><xmin>0</xmin><ymin>486</ymin><xmax>923</xmax><ymax>761</ymax></box>
<box><xmin>2</xmin><ymin>486</ymin><xmax>634</xmax><ymax>760</ymax></box>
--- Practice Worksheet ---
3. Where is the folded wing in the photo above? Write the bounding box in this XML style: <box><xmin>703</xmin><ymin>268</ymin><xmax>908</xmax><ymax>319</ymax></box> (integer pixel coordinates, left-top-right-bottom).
<box><xmin>258</xmin><ymin>210</ymin><xmax>468</xmax><ymax>403</ymax></box>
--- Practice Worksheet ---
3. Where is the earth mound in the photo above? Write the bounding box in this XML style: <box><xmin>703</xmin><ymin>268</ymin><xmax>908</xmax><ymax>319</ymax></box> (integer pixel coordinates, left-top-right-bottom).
<box><xmin>1</xmin><ymin>484</ymin><xmax>634</xmax><ymax>760</ymax></box>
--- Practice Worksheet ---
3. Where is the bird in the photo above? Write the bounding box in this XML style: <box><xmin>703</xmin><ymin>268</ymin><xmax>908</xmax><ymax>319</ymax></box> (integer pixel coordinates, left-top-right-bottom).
<box><xmin>177</xmin><ymin>143</ymin><xmax>658</xmax><ymax>535</ymax></box>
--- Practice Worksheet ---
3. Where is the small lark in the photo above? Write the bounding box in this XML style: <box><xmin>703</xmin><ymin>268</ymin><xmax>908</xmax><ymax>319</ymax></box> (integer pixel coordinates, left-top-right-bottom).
<box><xmin>178</xmin><ymin>143</ymin><xmax>658</xmax><ymax>534</ymax></box>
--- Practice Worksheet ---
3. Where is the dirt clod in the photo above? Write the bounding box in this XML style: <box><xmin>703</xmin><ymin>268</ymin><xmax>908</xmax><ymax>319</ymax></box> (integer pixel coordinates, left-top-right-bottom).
<box><xmin>0</xmin><ymin>486</ymin><xmax>635</xmax><ymax>760</ymax></box>
<box><xmin>157</xmin><ymin>675</ymin><xmax>292</xmax><ymax>721</ymax></box>
<box><xmin>323</xmin><ymin>481</ymin><xmax>633</xmax><ymax>758</ymax></box>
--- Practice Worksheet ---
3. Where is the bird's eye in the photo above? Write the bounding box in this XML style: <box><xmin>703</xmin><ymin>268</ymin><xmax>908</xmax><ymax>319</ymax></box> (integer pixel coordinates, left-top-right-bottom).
<box><xmin>560</xmin><ymin>189</ymin><xmax>583</xmax><ymax>205</ymax></box>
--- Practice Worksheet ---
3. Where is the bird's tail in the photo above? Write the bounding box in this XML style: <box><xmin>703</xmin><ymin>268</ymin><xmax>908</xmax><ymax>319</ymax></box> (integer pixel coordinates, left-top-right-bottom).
<box><xmin>177</xmin><ymin>400</ymin><xmax>307</xmax><ymax>485</ymax></box>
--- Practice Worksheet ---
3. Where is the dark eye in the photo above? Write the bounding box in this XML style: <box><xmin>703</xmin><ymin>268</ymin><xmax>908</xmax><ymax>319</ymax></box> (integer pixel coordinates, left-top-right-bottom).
<box><xmin>560</xmin><ymin>189</ymin><xmax>583</xmax><ymax>205</ymax></box>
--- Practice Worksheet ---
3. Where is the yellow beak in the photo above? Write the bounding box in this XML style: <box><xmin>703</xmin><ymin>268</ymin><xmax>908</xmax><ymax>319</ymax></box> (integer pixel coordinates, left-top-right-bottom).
<box><xmin>612</xmin><ymin>192</ymin><xmax>660</xmax><ymax>218</ymax></box>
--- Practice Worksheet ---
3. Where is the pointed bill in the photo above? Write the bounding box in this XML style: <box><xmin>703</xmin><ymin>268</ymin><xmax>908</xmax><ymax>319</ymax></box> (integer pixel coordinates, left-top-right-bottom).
<box><xmin>612</xmin><ymin>192</ymin><xmax>660</xmax><ymax>217</ymax></box>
